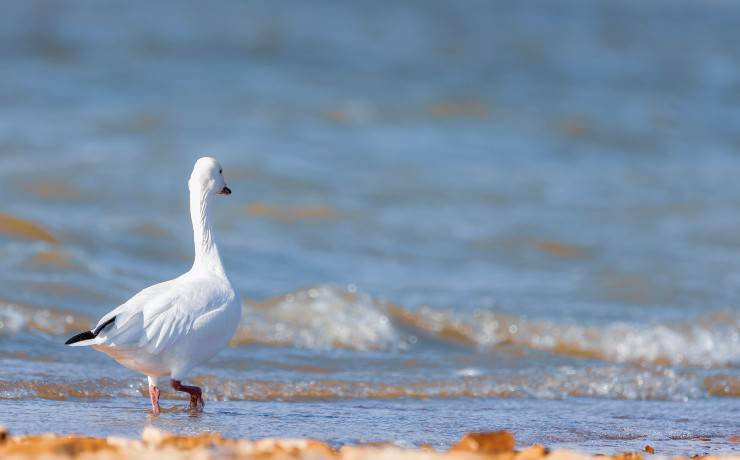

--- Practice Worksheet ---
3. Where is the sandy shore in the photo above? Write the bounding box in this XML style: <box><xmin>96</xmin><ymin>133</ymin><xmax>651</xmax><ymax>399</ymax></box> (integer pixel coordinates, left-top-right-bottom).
<box><xmin>0</xmin><ymin>426</ymin><xmax>737</xmax><ymax>460</ymax></box>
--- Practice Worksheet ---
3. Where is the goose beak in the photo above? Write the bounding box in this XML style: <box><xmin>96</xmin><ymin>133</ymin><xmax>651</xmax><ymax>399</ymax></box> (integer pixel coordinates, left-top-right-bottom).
<box><xmin>218</xmin><ymin>186</ymin><xmax>231</xmax><ymax>195</ymax></box>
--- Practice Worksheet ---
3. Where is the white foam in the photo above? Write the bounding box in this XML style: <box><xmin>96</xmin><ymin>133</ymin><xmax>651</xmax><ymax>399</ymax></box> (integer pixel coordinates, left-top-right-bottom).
<box><xmin>237</xmin><ymin>285</ymin><xmax>401</xmax><ymax>351</ymax></box>
<box><xmin>407</xmin><ymin>307</ymin><xmax>740</xmax><ymax>367</ymax></box>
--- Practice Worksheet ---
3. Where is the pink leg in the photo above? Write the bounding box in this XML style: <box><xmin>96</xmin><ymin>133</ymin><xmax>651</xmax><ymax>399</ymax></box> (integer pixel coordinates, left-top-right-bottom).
<box><xmin>149</xmin><ymin>384</ymin><xmax>161</xmax><ymax>416</ymax></box>
<box><xmin>170</xmin><ymin>379</ymin><xmax>204</xmax><ymax>410</ymax></box>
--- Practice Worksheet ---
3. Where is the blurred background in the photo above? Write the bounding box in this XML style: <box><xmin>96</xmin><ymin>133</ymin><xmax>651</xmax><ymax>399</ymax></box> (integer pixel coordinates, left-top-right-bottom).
<box><xmin>0</xmin><ymin>0</ymin><xmax>738</xmax><ymax>454</ymax></box>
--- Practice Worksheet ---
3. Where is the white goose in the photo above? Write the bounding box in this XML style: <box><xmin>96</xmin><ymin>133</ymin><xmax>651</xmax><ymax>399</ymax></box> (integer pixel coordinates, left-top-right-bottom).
<box><xmin>66</xmin><ymin>157</ymin><xmax>241</xmax><ymax>415</ymax></box>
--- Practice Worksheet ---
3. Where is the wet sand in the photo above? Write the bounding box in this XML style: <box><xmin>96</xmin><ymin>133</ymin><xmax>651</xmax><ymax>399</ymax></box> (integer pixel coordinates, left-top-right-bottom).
<box><xmin>0</xmin><ymin>426</ymin><xmax>737</xmax><ymax>460</ymax></box>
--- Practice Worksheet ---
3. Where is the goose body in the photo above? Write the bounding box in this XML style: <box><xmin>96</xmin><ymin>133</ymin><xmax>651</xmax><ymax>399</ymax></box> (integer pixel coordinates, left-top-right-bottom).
<box><xmin>66</xmin><ymin>157</ymin><xmax>241</xmax><ymax>414</ymax></box>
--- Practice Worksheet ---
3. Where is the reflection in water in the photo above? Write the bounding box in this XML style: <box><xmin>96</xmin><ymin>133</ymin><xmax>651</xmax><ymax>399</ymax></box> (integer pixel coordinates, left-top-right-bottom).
<box><xmin>0</xmin><ymin>212</ymin><xmax>58</xmax><ymax>243</ymax></box>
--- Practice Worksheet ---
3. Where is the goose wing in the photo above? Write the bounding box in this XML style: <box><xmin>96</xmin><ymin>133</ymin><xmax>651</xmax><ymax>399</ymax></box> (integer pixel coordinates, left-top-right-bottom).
<box><xmin>78</xmin><ymin>275</ymin><xmax>231</xmax><ymax>356</ymax></box>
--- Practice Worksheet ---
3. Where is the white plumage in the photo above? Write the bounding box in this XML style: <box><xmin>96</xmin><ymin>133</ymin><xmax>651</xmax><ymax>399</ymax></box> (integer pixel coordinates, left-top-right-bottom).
<box><xmin>66</xmin><ymin>157</ymin><xmax>241</xmax><ymax>414</ymax></box>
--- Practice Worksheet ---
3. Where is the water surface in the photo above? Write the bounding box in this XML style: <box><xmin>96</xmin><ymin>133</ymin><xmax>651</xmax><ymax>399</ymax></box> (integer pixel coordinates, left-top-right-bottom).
<box><xmin>0</xmin><ymin>0</ymin><xmax>738</xmax><ymax>455</ymax></box>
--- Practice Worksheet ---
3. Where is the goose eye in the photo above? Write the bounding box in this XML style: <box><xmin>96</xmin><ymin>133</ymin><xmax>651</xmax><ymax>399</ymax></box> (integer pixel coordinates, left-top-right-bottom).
<box><xmin>219</xmin><ymin>169</ymin><xmax>222</xmax><ymax>174</ymax></box>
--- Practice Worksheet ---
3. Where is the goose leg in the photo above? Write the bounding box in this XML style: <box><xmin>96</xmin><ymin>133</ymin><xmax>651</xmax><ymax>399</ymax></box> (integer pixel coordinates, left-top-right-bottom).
<box><xmin>170</xmin><ymin>379</ymin><xmax>204</xmax><ymax>410</ymax></box>
<box><xmin>148</xmin><ymin>384</ymin><xmax>161</xmax><ymax>416</ymax></box>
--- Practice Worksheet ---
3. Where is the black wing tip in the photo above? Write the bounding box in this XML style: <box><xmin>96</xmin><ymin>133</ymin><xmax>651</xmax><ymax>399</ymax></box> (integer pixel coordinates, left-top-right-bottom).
<box><xmin>65</xmin><ymin>316</ymin><xmax>116</xmax><ymax>345</ymax></box>
<box><xmin>65</xmin><ymin>331</ymin><xmax>95</xmax><ymax>345</ymax></box>
<box><xmin>93</xmin><ymin>316</ymin><xmax>116</xmax><ymax>335</ymax></box>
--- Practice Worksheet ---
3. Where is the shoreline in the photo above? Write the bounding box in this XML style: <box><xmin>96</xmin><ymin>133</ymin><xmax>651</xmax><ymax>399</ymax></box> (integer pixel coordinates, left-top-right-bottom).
<box><xmin>1</xmin><ymin>426</ymin><xmax>737</xmax><ymax>460</ymax></box>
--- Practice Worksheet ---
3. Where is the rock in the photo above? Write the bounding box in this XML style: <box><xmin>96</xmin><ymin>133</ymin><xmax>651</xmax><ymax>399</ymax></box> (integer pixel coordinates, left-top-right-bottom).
<box><xmin>611</xmin><ymin>453</ymin><xmax>642</xmax><ymax>460</ymax></box>
<box><xmin>0</xmin><ymin>434</ymin><xmax>116</xmax><ymax>458</ymax></box>
<box><xmin>450</xmin><ymin>431</ymin><xmax>516</xmax><ymax>454</ymax></box>
<box><xmin>237</xmin><ymin>438</ymin><xmax>335</xmax><ymax>458</ymax></box>
<box><xmin>162</xmin><ymin>432</ymin><xmax>229</xmax><ymax>450</ymax></box>
<box><xmin>340</xmin><ymin>445</ymin><xmax>450</xmax><ymax>460</ymax></box>
<box><xmin>545</xmin><ymin>449</ymin><xmax>593</xmax><ymax>460</ymax></box>
<box><xmin>141</xmin><ymin>426</ymin><xmax>167</xmax><ymax>447</ymax></box>
<box><xmin>1</xmin><ymin>429</ymin><xmax>738</xmax><ymax>460</ymax></box>
<box><xmin>516</xmin><ymin>444</ymin><xmax>548</xmax><ymax>460</ymax></box>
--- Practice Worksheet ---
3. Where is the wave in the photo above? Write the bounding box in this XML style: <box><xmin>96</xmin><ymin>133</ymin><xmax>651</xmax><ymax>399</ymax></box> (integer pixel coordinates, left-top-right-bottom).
<box><xmin>387</xmin><ymin>303</ymin><xmax>740</xmax><ymax>368</ymax></box>
<box><xmin>237</xmin><ymin>285</ymin><xmax>739</xmax><ymax>368</ymax></box>
<box><xmin>3</xmin><ymin>286</ymin><xmax>738</xmax><ymax>368</ymax></box>
<box><xmin>0</xmin><ymin>211</ymin><xmax>58</xmax><ymax>243</ymax></box>
<box><xmin>232</xmin><ymin>286</ymin><xmax>401</xmax><ymax>351</ymax></box>
<box><xmin>0</xmin><ymin>367</ymin><xmax>732</xmax><ymax>402</ymax></box>
<box><xmin>0</xmin><ymin>300</ymin><xmax>90</xmax><ymax>336</ymax></box>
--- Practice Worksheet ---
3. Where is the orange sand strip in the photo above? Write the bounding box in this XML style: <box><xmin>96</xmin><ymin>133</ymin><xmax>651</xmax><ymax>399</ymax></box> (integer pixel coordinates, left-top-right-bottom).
<box><xmin>0</xmin><ymin>426</ymin><xmax>737</xmax><ymax>460</ymax></box>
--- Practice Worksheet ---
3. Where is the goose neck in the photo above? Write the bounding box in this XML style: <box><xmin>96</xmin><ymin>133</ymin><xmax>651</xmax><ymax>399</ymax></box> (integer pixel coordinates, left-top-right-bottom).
<box><xmin>190</xmin><ymin>187</ymin><xmax>225</xmax><ymax>274</ymax></box>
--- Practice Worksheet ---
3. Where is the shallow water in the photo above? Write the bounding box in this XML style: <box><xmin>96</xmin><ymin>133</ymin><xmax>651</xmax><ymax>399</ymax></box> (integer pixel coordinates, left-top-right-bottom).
<box><xmin>0</xmin><ymin>0</ymin><xmax>739</xmax><ymax>455</ymax></box>
<box><xmin>3</xmin><ymin>398</ymin><xmax>739</xmax><ymax>456</ymax></box>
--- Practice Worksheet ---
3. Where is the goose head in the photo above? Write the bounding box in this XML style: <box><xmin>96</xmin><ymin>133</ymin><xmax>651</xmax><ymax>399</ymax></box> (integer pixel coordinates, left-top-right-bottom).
<box><xmin>189</xmin><ymin>156</ymin><xmax>231</xmax><ymax>196</ymax></box>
